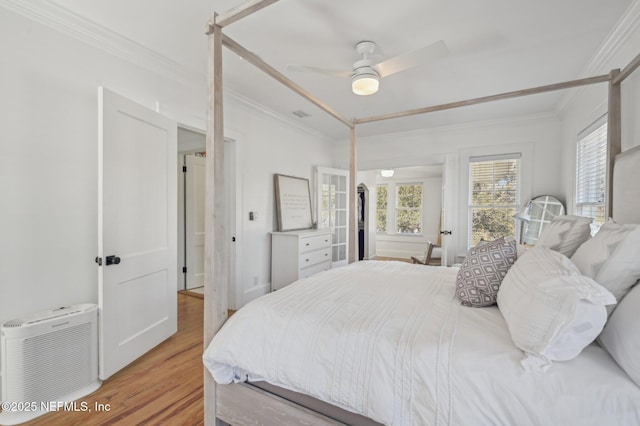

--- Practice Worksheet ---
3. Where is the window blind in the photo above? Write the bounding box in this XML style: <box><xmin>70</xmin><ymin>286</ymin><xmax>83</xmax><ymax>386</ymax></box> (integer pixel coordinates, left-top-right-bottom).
<box><xmin>576</xmin><ymin>115</ymin><xmax>607</xmax><ymax>231</ymax></box>
<box><xmin>468</xmin><ymin>155</ymin><xmax>520</xmax><ymax>247</ymax></box>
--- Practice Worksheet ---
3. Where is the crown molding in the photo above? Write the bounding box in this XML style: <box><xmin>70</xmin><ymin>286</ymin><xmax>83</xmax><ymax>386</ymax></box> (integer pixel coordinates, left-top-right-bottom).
<box><xmin>557</xmin><ymin>0</ymin><xmax>640</xmax><ymax>112</ymax></box>
<box><xmin>0</xmin><ymin>0</ymin><xmax>205</xmax><ymax>88</ymax></box>
<box><xmin>355</xmin><ymin>112</ymin><xmax>559</xmax><ymax>143</ymax></box>
<box><xmin>224</xmin><ymin>87</ymin><xmax>337</xmax><ymax>142</ymax></box>
<box><xmin>0</xmin><ymin>0</ymin><xmax>339</xmax><ymax>142</ymax></box>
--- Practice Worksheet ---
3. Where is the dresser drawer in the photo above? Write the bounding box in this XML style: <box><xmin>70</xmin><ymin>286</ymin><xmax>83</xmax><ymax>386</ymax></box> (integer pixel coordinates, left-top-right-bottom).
<box><xmin>271</xmin><ymin>229</ymin><xmax>332</xmax><ymax>291</ymax></box>
<box><xmin>300</xmin><ymin>260</ymin><xmax>331</xmax><ymax>279</ymax></box>
<box><xmin>299</xmin><ymin>247</ymin><xmax>331</xmax><ymax>267</ymax></box>
<box><xmin>299</xmin><ymin>233</ymin><xmax>332</xmax><ymax>253</ymax></box>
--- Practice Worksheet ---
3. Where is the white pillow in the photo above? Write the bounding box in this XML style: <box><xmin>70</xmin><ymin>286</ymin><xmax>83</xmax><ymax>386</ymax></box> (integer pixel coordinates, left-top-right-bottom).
<box><xmin>598</xmin><ymin>282</ymin><xmax>640</xmax><ymax>387</ymax></box>
<box><xmin>571</xmin><ymin>221</ymin><xmax>640</xmax><ymax>303</ymax></box>
<box><xmin>535</xmin><ymin>215</ymin><xmax>592</xmax><ymax>258</ymax></box>
<box><xmin>497</xmin><ymin>247</ymin><xmax>616</xmax><ymax>371</ymax></box>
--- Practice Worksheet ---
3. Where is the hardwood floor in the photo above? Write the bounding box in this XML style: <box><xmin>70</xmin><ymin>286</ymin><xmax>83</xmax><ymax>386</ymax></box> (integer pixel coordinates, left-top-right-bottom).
<box><xmin>25</xmin><ymin>294</ymin><xmax>205</xmax><ymax>426</ymax></box>
<box><xmin>373</xmin><ymin>256</ymin><xmax>411</xmax><ymax>263</ymax></box>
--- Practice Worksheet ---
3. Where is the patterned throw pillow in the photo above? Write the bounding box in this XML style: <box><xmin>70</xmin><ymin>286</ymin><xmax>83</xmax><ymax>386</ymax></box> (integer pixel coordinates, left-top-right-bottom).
<box><xmin>456</xmin><ymin>238</ymin><xmax>517</xmax><ymax>307</ymax></box>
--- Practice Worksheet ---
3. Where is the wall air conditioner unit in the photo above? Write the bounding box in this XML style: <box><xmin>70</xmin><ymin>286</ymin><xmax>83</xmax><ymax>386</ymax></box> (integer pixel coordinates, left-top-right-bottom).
<box><xmin>0</xmin><ymin>304</ymin><xmax>102</xmax><ymax>425</ymax></box>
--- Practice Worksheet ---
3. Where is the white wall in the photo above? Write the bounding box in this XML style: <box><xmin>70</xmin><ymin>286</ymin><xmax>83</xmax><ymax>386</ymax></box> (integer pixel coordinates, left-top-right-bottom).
<box><xmin>370</xmin><ymin>168</ymin><xmax>443</xmax><ymax>259</ymax></box>
<box><xmin>345</xmin><ymin>114</ymin><xmax>563</xmax><ymax>260</ymax></box>
<box><xmin>0</xmin><ymin>8</ymin><xmax>335</xmax><ymax>335</ymax></box>
<box><xmin>224</xmin><ymin>100</ymin><xmax>336</xmax><ymax>304</ymax></box>
<box><xmin>558</xmin><ymin>4</ymin><xmax>640</xmax><ymax>212</ymax></box>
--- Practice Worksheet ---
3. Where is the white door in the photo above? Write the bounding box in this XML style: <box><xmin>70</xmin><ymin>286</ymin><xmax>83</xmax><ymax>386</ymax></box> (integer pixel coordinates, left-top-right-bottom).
<box><xmin>317</xmin><ymin>167</ymin><xmax>349</xmax><ymax>267</ymax></box>
<box><xmin>185</xmin><ymin>154</ymin><xmax>206</xmax><ymax>290</ymax></box>
<box><xmin>98</xmin><ymin>87</ymin><xmax>177</xmax><ymax>380</ymax></box>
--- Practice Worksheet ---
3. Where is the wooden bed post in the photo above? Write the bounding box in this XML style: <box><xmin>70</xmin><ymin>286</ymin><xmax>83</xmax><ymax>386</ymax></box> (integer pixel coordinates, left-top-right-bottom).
<box><xmin>607</xmin><ymin>68</ymin><xmax>622</xmax><ymax>219</ymax></box>
<box><xmin>349</xmin><ymin>125</ymin><xmax>358</xmax><ymax>263</ymax></box>
<box><xmin>355</xmin><ymin>75</ymin><xmax>610</xmax><ymax>125</ymax></box>
<box><xmin>204</xmin><ymin>17</ymin><xmax>227</xmax><ymax>426</ymax></box>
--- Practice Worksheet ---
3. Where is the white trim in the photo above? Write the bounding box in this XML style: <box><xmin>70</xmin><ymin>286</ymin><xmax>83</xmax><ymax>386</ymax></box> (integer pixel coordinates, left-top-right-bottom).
<box><xmin>225</xmin><ymin>88</ymin><xmax>333</xmax><ymax>140</ymax></box>
<box><xmin>469</xmin><ymin>152</ymin><xmax>522</xmax><ymax>163</ymax></box>
<box><xmin>557</xmin><ymin>0</ymin><xmax>640</xmax><ymax>112</ymax></box>
<box><xmin>0</xmin><ymin>0</ymin><xmax>204</xmax><ymax>88</ymax></box>
<box><xmin>582</xmin><ymin>0</ymin><xmax>640</xmax><ymax>78</ymax></box>
<box><xmin>375</xmin><ymin>248</ymin><xmax>425</xmax><ymax>259</ymax></box>
<box><xmin>243</xmin><ymin>283</ymin><xmax>271</xmax><ymax>304</ymax></box>
<box><xmin>357</xmin><ymin>112</ymin><xmax>559</xmax><ymax>142</ymax></box>
<box><xmin>458</xmin><ymin>142</ymin><xmax>534</xmax><ymax>256</ymax></box>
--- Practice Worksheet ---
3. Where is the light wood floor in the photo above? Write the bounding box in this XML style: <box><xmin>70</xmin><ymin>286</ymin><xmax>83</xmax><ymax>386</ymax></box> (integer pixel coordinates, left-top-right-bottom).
<box><xmin>373</xmin><ymin>256</ymin><xmax>411</xmax><ymax>263</ymax></box>
<box><xmin>26</xmin><ymin>294</ymin><xmax>205</xmax><ymax>426</ymax></box>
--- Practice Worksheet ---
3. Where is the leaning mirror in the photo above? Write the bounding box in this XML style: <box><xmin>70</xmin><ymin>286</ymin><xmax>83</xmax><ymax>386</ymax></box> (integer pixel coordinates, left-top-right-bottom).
<box><xmin>517</xmin><ymin>195</ymin><xmax>565</xmax><ymax>245</ymax></box>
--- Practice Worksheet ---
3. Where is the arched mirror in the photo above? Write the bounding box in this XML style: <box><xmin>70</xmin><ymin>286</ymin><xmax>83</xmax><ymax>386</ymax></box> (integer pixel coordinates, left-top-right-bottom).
<box><xmin>516</xmin><ymin>195</ymin><xmax>565</xmax><ymax>245</ymax></box>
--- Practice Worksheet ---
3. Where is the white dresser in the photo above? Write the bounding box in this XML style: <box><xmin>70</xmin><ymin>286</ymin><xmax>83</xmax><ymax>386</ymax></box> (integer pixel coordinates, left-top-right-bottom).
<box><xmin>271</xmin><ymin>229</ymin><xmax>332</xmax><ymax>291</ymax></box>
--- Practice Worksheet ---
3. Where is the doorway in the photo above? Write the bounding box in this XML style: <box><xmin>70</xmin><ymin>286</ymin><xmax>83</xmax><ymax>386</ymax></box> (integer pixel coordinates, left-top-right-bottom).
<box><xmin>357</xmin><ymin>184</ymin><xmax>369</xmax><ymax>260</ymax></box>
<box><xmin>177</xmin><ymin>128</ymin><xmax>237</xmax><ymax>303</ymax></box>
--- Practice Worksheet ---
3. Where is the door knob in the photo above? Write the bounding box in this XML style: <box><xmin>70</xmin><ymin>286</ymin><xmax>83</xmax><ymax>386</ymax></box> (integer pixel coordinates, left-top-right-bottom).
<box><xmin>106</xmin><ymin>255</ymin><xmax>121</xmax><ymax>265</ymax></box>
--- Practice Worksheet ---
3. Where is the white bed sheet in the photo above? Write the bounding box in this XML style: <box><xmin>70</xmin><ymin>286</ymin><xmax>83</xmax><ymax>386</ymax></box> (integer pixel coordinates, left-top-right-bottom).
<box><xmin>203</xmin><ymin>261</ymin><xmax>640</xmax><ymax>426</ymax></box>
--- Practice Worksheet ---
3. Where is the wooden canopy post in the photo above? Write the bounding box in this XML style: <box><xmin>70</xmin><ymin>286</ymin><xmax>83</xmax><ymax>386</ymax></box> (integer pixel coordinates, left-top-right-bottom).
<box><xmin>349</xmin><ymin>125</ymin><xmax>358</xmax><ymax>263</ymax></box>
<box><xmin>204</xmin><ymin>18</ymin><xmax>227</xmax><ymax>426</ymax></box>
<box><xmin>607</xmin><ymin>68</ymin><xmax>622</xmax><ymax>218</ymax></box>
<box><xmin>355</xmin><ymin>74</ymin><xmax>610</xmax><ymax>125</ymax></box>
<box><xmin>215</xmin><ymin>0</ymin><xmax>279</xmax><ymax>28</ymax></box>
<box><xmin>221</xmin><ymin>34</ymin><xmax>352</xmax><ymax>127</ymax></box>
<box><xmin>613</xmin><ymin>51</ymin><xmax>640</xmax><ymax>84</ymax></box>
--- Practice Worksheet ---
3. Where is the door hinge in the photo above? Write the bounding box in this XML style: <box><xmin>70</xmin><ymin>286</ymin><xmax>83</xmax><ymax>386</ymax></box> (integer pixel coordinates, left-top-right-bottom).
<box><xmin>182</xmin><ymin>266</ymin><xmax>187</xmax><ymax>273</ymax></box>
<box><xmin>182</xmin><ymin>165</ymin><xmax>187</xmax><ymax>173</ymax></box>
<box><xmin>232</xmin><ymin>237</ymin><xmax>236</xmax><ymax>242</ymax></box>
<box><xmin>95</xmin><ymin>256</ymin><xmax>102</xmax><ymax>266</ymax></box>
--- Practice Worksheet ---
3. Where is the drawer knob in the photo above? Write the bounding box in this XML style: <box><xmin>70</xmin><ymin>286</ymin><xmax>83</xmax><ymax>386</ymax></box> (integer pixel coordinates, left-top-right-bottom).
<box><xmin>325</xmin><ymin>253</ymin><xmax>328</xmax><ymax>256</ymax></box>
<box><xmin>306</xmin><ymin>259</ymin><xmax>309</xmax><ymax>262</ymax></box>
<box><xmin>305</xmin><ymin>243</ymin><xmax>310</xmax><ymax>246</ymax></box>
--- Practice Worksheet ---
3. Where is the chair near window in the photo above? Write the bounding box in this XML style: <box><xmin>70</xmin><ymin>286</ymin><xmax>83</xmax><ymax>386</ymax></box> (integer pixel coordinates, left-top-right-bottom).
<box><xmin>411</xmin><ymin>241</ymin><xmax>442</xmax><ymax>266</ymax></box>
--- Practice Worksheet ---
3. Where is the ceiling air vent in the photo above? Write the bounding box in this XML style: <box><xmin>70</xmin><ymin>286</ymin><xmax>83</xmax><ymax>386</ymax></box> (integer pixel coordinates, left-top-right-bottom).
<box><xmin>292</xmin><ymin>110</ymin><xmax>310</xmax><ymax>118</ymax></box>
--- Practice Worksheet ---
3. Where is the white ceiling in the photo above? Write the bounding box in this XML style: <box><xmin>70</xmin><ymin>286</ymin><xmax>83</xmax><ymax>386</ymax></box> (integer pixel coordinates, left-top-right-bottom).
<box><xmin>48</xmin><ymin>0</ymin><xmax>633</xmax><ymax>138</ymax></box>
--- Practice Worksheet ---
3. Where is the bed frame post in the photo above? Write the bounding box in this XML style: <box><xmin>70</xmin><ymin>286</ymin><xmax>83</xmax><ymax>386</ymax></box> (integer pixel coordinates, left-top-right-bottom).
<box><xmin>607</xmin><ymin>68</ymin><xmax>622</xmax><ymax>219</ymax></box>
<box><xmin>204</xmin><ymin>17</ymin><xmax>227</xmax><ymax>426</ymax></box>
<box><xmin>349</xmin><ymin>125</ymin><xmax>358</xmax><ymax>263</ymax></box>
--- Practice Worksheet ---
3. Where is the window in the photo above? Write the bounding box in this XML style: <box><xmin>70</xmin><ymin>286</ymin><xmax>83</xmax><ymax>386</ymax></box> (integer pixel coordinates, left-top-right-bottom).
<box><xmin>468</xmin><ymin>154</ymin><xmax>520</xmax><ymax>247</ymax></box>
<box><xmin>576</xmin><ymin>115</ymin><xmax>607</xmax><ymax>233</ymax></box>
<box><xmin>396</xmin><ymin>183</ymin><xmax>423</xmax><ymax>233</ymax></box>
<box><xmin>376</xmin><ymin>184</ymin><xmax>388</xmax><ymax>232</ymax></box>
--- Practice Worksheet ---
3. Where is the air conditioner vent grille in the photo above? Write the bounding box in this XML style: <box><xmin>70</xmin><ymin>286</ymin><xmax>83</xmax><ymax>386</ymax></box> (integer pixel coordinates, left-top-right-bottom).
<box><xmin>5</xmin><ymin>323</ymin><xmax>94</xmax><ymax>402</ymax></box>
<box><xmin>3</xmin><ymin>319</ymin><xmax>24</xmax><ymax>328</ymax></box>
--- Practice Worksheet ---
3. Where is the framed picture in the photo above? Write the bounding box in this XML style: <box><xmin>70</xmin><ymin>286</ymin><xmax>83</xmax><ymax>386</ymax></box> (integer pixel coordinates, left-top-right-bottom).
<box><xmin>274</xmin><ymin>174</ymin><xmax>313</xmax><ymax>231</ymax></box>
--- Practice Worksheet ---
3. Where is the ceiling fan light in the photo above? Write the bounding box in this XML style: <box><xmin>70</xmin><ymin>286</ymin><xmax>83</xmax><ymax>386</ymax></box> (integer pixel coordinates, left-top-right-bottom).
<box><xmin>352</xmin><ymin>73</ymin><xmax>379</xmax><ymax>96</ymax></box>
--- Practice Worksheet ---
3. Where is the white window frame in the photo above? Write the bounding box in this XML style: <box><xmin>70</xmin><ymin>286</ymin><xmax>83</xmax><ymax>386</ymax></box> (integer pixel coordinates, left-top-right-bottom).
<box><xmin>375</xmin><ymin>183</ymin><xmax>388</xmax><ymax>233</ymax></box>
<box><xmin>376</xmin><ymin>180</ymin><xmax>426</xmax><ymax>237</ymax></box>
<box><xmin>395</xmin><ymin>182</ymin><xmax>424</xmax><ymax>234</ymax></box>
<box><xmin>575</xmin><ymin>114</ymin><xmax>607</xmax><ymax>234</ymax></box>
<box><xmin>467</xmin><ymin>153</ymin><xmax>521</xmax><ymax>248</ymax></box>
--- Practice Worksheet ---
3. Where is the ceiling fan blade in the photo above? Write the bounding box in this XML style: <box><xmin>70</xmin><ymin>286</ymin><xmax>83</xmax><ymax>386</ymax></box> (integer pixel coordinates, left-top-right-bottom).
<box><xmin>285</xmin><ymin>64</ymin><xmax>352</xmax><ymax>78</ymax></box>
<box><xmin>374</xmin><ymin>40</ymin><xmax>449</xmax><ymax>78</ymax></box>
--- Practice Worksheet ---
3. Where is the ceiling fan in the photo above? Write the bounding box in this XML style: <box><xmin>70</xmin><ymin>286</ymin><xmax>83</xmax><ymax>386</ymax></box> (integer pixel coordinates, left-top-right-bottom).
<box><xmin>286</xmin><ymin>40</ymin><xmax>449</xmax><ymax>96</ymax></box>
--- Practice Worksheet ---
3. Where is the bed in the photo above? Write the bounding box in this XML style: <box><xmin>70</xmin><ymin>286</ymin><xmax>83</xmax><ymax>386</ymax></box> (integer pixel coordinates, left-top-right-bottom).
<box><xmin>203</xmin><ymin>145</ymin><xmax>640</xmax><ymax>425</ymax></box>
<box><xmin>202</xmin><ymin>2</ymin><xmax>640</xmax><ymax>425</ymax></box>
<box><xmin>204</xmin><ymin>258</ymin><xmax>640</xmax><ymax>425</ymax></box>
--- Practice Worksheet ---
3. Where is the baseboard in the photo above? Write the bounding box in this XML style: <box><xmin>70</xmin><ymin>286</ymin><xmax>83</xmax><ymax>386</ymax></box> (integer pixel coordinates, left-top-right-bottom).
<box><xmin>375</xmin><ymin>249</ymin><xmax>420</xmax><ymax>259</ymax></box>
<box><xmin>243</xmin><ymin>283</ymin><xmax>270</xmax><ymax>305</ymax></box>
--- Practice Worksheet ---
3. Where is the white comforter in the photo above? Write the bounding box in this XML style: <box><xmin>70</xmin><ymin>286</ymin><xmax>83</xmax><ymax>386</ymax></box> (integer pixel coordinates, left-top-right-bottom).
<box><xmin>203</xmin><ymin>261</ymin><xmax>640</xmax><ymax>425</ymax></box>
